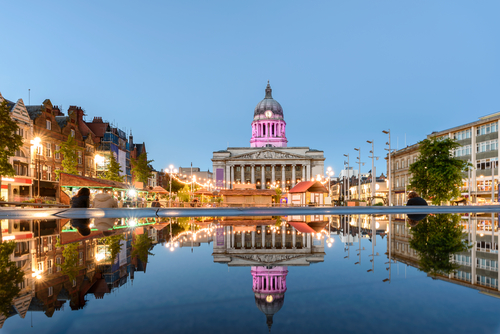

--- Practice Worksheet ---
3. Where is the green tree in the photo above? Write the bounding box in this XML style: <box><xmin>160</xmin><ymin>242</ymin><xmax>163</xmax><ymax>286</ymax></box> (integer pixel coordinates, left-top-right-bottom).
<box><xmin>56</xmin><ymin>238</ymin><xmax>79</xmax><ymax>281</ymax></box>
<box><xmin>103</xmin><ymin>234</ymin><xmax>125</xmax><ymax>262</ymax></box>
<box><xmin>274</xmin><ymin>188</ymin><xmax>282</xmax><ymax>204</ymax></box>
<box><xmin>131</xmin><ymin>233</ymin><xmax>154</xmax><ymax>264</ymax></box>
<box><xmin>0</xmin><ymin>241</ymin><xmax>24</xmax><ymax>317</ymax></box>
<box><xmin>409</xmin><ymin>214</ymin><xmax>469</xmax><ymax>275</ymax></box>
<box><xmin>55</xmin><ymin>135</ymin><xmax>79</xmax><ymax>179</ymax></box>
<box><xmin>409</xmin><ymin>137</ymin><xmax>470</xmax><ymax>205</ymax></box>
<box><xmin>0</xmin><ymin>99</ymin><xmax>23</xmax><ymax>194</ymax></box>
<box><xmin>163</xmin><ymin>173</ymin><xmax>184</xmax><ymax>193</ymax></box>
<box><xmin>131</xmin><ymin>152</ymin><xmax>153</xmax><ymax>184</ymax></box>
<box><xmin>101</xmin><ymin>154</ymin><xmax>124</xmax><ymax>182</ymax></box>
<box><xmin>177</xmin><ymin>185</ymin><xmax>191</xmax><ymax>202</ymax></box>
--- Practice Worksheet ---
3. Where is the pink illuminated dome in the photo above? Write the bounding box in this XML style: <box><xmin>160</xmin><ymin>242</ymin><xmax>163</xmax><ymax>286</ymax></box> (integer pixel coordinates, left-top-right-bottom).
<box><xmin>251</xmin><ymin>266</ymin><xmax>288</xmax><ymax>332</ymax></box>
<box><xmin>250</xmin><ymin>82</ymin><xmax>288</xmax><ymax>148</ymax></box>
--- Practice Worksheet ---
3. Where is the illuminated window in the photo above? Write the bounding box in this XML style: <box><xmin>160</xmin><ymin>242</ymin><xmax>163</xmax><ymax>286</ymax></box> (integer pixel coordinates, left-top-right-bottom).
<box><xmin>46</xmin><ymin>120</ymin><xmax>51</xmax><ymax>130</ymax></box>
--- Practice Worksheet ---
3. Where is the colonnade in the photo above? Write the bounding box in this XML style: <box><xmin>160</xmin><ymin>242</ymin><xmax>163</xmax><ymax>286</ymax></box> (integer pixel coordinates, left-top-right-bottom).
<box><xmin>224</xmin><ymin>162</ymin><xmax>312</xmax><ymax>189</ymax></box>
<box><xmin>224</xmin><ymin>225</ymin><xmax>312</xmax><ymax>250</ymax></box>
<box><xmin>252</xmin><ymin>121</ymin><xmax>285</xmax><ymax>138</ymax></box>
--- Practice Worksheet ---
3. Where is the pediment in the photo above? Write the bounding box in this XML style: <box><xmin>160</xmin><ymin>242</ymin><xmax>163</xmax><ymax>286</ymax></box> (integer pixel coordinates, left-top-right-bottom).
<box><xmin>232</xmin><ymin>149</ymin><xmax>306</xmax><ymax>160</ymax></box>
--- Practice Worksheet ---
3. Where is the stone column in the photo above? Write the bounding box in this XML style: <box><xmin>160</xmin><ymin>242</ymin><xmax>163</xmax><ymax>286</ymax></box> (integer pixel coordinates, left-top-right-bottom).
<box><xmin>306</xmin><ymin>163</ymin><xmax>311</xmax><ymax>181</ymax></box>
<box><xmin>225</xmin><ymin>164</ymin><xmax>230</xmax><ymax>189</ymax></box>
<box><xmin>230</xmin><ymin>165</ymin><xmax>235</xmax><ymax>189</ymax></box>
<box><xmin>262</xmin><ymin>227</ymin><xmax>266</xmax><ymax>247</ymax></box>
<box><xmin>241</xmin><ymin>164</ymin><xmax>245</xmax><ymax>184</ymax></box>
<box><xmin>281</xmin><ymin>164</ymin><xmax>286</xmax><ymax>190</ymax></box>
<box><xmin>261</xmin><ymin>165</ymin><xmax>265</xmax><ymax>189</ymax></box>
<box><xmin>241</xmin><ymin>232</ymin><xmax>245</xmax><ymax>249</ymax></box>
<box><xmin>292</xmin><ymin>164</ymin><xmax>296</xmax><ymax>186</ymax></box>
<box><xmin>226</xmin><ymin>227</ymin><xmax>231</xmax><ymax>248</ymax></box>
<box><xmin>302</xmin><ymin>165</ymin><xmax>306</xmax><ymax>182</ymax></box>
<box><xmin>282</xmin><ymin>225</ymin><xmax>286</xmax><ymax>249</ymax></box>
<box><xmin>271</xmin><ymin>165</ymin><xmax>275</xmax><ymax>184</ymax></box>
<box><xmin>251</xmin><ymin>164</ymin><xmax>255</xmax><ymax>184</ymax></box>
<box><xmin>292</xmin><ymin>231</ymin><xmax>296</xmax><ymax>249</ymax></box>
<box><xmin>272</xmin><ymin>230</ymin><xmax>276</xmax><ymax>248</ymax></box>
<box><xmin>251</xmin><ymin>231</ymin><xmax>255</xmax><ymax>249</ymax></box>
<box><xmin>302</xmin><ymin>234</ymin><xmax>306</xmax><ymax>247</ymax></box>
<box><xmin>231</xmin><ymin>227</ymin><xmax>235</xmax><ymax>249</ymax></box>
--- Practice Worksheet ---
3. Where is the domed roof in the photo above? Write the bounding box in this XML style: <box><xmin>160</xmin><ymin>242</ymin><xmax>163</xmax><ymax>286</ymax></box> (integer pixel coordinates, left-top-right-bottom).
<box><xmin>255</xmin><ymin>294</ymin><xmax>285</xmax><ymax>332</ymax></box>
<box><xmin>254</xmin><ymin>82</ymin><xmax>283</xmax><ymax>118</ymax></box>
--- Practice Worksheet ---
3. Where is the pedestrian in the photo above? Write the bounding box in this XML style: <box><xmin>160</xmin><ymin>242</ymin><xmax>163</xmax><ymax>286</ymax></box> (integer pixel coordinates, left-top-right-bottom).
<box><xmin>71</xmin><ymin>187</ymin><xmax>90</xmax><ymax>208</ymax></box>
<box><xmin>151</xmin><ymin>196</ymin><xmax>161</xmax><ymax>207</ymax></box>
<box><xmin>406</xmin><ymin>191</ymin><xmax>428</xmax><ymax>225</ymax></box>
<box><xmin>70</xmin><ymin>188</ymin><xmax>91</xmax><ymax>236</ymax></box>
<box><xmin>92</xmin><ymin>189</ymin><xmax>118</xmax><ymax>209</ymax></box>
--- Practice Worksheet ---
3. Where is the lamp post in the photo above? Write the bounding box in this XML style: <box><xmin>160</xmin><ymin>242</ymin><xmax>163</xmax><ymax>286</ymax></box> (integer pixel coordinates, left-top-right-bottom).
<box><xmin>30</xmin><ymin>137</ymin><xmax>42</xmax><ymax>197</ymax></box>
<box><xmin>383</xmin><ymin>130</ymin><xmax>392</xmax><ymax>206</ymax></box>
<box><xmin>343</xmin><ymin>154</ymin><xmax>350</xmax><ymax>201</ymax></box>
<box><xmin>167</xmin><ymin>165</ymin><xmax>178</xmax><ymax>207</ymax></box>
<box><xmin>326</xmin><ymin>167</ymin><xmax>333</xmax><ymax>197</ymax></box>
<box><xmin>354</xmin><ymin>148</ymin><xmax>363</xmax><ymax>201</ymax></box>
<box><xmin>367</xmin><ymin>140</ymin><xmax>377</xmax><ymax>206</ymax></box>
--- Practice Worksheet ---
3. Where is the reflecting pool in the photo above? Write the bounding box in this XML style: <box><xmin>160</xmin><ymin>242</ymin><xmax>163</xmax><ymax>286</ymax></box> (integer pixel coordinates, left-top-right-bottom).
<box><xmin>1</xmin><ymin>213</ymin><xmax>500</xmax><ymax>333</ymax></box>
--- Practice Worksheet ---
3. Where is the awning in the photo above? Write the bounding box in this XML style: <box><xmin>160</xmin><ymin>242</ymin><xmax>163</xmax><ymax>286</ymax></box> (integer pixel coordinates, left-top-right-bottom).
<box><xmin>59</xmin><ymin>172</ymin><xmax>131</xmax><ymax>191</ymax></box>
<box><xmin>288</xmin><ymin>222</ymin><xmax>316</xmax><ymax>234</ymax></box>
<box><xmin>289</xmin><ymin>181</ymin><xmax>328</xmax><ymax>194</ymax></box>
<box><xmin>149</xmin><ymin>186</ymin><xmax>168</xmax><ymax>194</ymax></box>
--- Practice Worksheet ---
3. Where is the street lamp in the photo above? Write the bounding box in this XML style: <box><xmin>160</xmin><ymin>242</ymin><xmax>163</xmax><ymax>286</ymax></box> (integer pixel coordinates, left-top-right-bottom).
<box><xmin>367</xmin><ymin>140</ymin><xmax>377</xmax><ymax>206</ymax></box>
<box><xmin>166</xmin><ymin>165</ymin><xmax>178</xmax><ymax>207</ymax></box>
<box><xmin>30</xmin><ymin>137</ymin><xmax>42</xmax><ymax>197</ymax></box>
<box><xmin>382</xmin><ymin>130</ymin><xmax>392</xmax><ymax>206</ymax></box>
<box><xmin>343</xmin><ymin>154</ymin><xmax>350</xmax><ymax>202</ymax></box>
<box><xmin>326</xmin><ymin>167</ymin><xmax>334</xmax><ymax>197</ymax></box>
<box><xmin>354</xmin><ymin>148</ymin><xmax>363</xmax><ymax>201</ymax></box>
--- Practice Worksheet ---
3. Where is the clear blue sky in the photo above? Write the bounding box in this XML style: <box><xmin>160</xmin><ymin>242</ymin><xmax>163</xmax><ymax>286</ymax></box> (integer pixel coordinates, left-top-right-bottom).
<box><xmin>2</xmin><ymin>1</ymin><xmax>500</xmax><ymax>176</ymax></box>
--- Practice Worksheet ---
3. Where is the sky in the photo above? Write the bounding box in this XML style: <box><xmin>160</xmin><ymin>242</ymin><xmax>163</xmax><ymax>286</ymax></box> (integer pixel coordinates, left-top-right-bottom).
<box><xmin>2</xmin><ymin>1</ymin><xmax>500</xmax><ymax>177</ymax></box>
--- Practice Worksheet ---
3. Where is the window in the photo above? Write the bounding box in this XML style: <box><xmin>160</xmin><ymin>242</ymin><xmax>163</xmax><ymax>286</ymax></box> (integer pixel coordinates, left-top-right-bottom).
<box><xmin>476</xmin><ymin>139</ymin><xmax>498</xmax><ymax>153</ymax></box>
<box><xmin>236</xmin><ymin>167</ymin><xmax>240</xmax><ymax>172</ymax></box>
<box><xmin>396</xmin><ymin>178</ymin><xmax>399</xmax><ymax>187</ymax></box>
<box><xmin>476</xmin><ymin>158</ymin><xmax>498</xmax><ymax>170</ymax></box>
<box><xmin>55</xmin><ymin>145</ymin><xmax>60</xmax><ymax>159</ymax></box>
<box><xmin>70</xmin><ymin>129</ymin><xmax>75</xmax><ymax>137</ymax></box>
<box><xmin>45</xmin><ymin>142</ymin><xmax>51</xmax><ymax>157</ymax></box>
<box><xmin>48</xmin><ymin>286</ymin><xmax>53</xmax><ymax>296</ymax></box>
<box><xmin>47</xmin><ymin>166</ymin><xmax>52</xmax><ymax>181</ymax></box>
<box><xmin>286</xmin><ymin>166</ymin><xmax>291</xmax><ymax>171</ymax></box>
<box><xmin>295</xmin><ymin>166</ymin><xmax>301</xmax><ymax>171</ymax></box>
<box><xmin>276</xmin><ymin>166</ymin><xmax>281</xmax><ymax>172</ymax></box>
<box><xmin>266</xmin><ymin>166</ymin><xmax>271</xmax><ymax>172</ymax></box>
<box><xmin>401</xmin><ymin>160</ymin><xmax>405</xmax><ymax>168</ymax></box>
<box><xmin>46</xmin><ymin>120</ymin><xmax>51</xmax><ymax>130</ymax></box>
<box><xmin>454</xmin><ymin>129</ymin><xmax>472</xmax><ymax>140</ymax></box>
<box><xmin>245</xmin><ymin>166</ymin><xmax>251</xmax><ymax>172</ymax></box>
<box><xmin>78</xmin><ymin>151</ymin><xmax>82</xmax><ymax>165</ymax></box>
<box><xmin>256</xmin><ymin>166</ymin><xmax>261</xmax><ymax>172</ymax></box>
<box><xmin>454</xmin><ymin>144</ymin><xmax>472</xmax><ymax>157</ymax></box>
<box><xmin>477</xmin><ymin>123</ymin><xmax>498</xmax><ymax>136</ymax></box>
<box><xmin>396</xmin><ymin>162</ymin><xmax>399</xmax><ymax>170</ymax></box>
<box><xmin>72</xmin><ymin>279</ymin><xmax>77</xmax><ymax>287</ymax></box>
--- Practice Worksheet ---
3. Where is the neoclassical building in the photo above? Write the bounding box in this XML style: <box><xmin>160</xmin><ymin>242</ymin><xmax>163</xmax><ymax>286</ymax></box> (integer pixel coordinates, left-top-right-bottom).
<box><xmin>212</xmin><ymin>83</ymin><xmax>325</xmax><ymax>190</ymax></box>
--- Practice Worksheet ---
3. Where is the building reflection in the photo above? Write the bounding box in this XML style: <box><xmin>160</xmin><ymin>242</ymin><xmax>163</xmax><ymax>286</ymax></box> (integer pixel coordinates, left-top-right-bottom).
<box><xmin>212</xmin><ymin>216</ymin><xmax>327</xmax><ymax>331</ymax></box>
<box><xmin>0</xmin><ymin>217</ymin><xmax>165</xmax><ymax>328</ymax></box>
<box><xmin>388</xmin><ymin>213</ymin><xmax>500</xmax><ymax>296</ymax></box>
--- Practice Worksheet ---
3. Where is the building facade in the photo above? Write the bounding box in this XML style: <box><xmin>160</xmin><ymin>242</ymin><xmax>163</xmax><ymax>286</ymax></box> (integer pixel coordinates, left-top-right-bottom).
<box><xmin>212</xmin><ymin>83</ymin><xmax>325</xmax><ymax>190</ymax></box>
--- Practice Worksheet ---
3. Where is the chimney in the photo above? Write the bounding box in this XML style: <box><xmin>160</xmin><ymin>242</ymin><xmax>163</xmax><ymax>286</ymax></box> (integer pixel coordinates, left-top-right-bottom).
<box><xmin>93</xmin><ymin>117</ymin><xmax>103</xmax><ymax>123</ymax></box>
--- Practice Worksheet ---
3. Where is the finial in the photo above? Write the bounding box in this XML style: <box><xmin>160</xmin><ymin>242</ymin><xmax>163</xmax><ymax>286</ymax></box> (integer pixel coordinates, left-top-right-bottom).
<box><xmin>265</xmin><ymin>82</ymin><xmax>272</xmax><ymax>99</ymax></box>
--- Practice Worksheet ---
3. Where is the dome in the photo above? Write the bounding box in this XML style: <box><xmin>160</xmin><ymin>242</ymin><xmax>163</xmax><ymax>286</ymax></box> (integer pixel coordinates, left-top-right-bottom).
<box><xmin>254</xmin><ymin>82</ymin><xmax>283</xmax><ymax>118</ymax></box>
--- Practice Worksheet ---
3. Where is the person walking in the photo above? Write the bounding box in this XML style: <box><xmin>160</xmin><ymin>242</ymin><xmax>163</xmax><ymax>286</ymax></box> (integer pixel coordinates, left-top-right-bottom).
<box><xmin>151</xmin><ymin>196</ymin><xmax>161</xmax><ymax>208</ymax></box>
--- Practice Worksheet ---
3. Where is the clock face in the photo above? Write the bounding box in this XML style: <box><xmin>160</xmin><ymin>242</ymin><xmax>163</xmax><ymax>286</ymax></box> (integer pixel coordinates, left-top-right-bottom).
<box><xmin>265</xmin><ymin>110</ymin><xmax>272</xmax><ymax>118</ymax></box>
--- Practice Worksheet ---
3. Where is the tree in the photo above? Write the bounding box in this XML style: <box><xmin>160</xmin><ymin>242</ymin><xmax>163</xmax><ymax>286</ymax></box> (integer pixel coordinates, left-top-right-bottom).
<box><xmin>409</xmin><ymin>137</ymin><xmax>470</xmax><ymax>205</ymax></box>
<box><xmin>56</xmin><ymin>238</ymin><xmax>79</xmax><ymax>281</ymax></box>
<box><xmin>101</xmin><ymin>154</ymin><xmax>124</xmax><ymax>182</ymax></box>
<box><xmin>409</xmin><ymin>214</ymin><xmax>469</xmax><ymax>275</ymax></box>
<box><xmin>131</xmin><ymin>233</ymin><xmax>154</xmax><ymax>264</ymax></box>
<box><xmin>103</xmin><ymin>234</ymin><xmax>125</xmax><ymax>262</ymax></box>
<box><xmin>131</xmin><ymin>152</ymin><xmax>153</xmax><ymax>184</ymax></box>
<box><xmin>0</xmin><ymin>99</ymin><xmax>23</xmax><ymax>195</ymax></box>
<box><xmin>163</xmin><ymin>173</ymin><xmax>184</xmax><ymax>193</ymax></box>
<box><xmin>0</xmin><ymin>241</ymin><xmax>24</xmax><ymax>317</ymax></box>
<box><xmin>55</xmin><ymin>135</ymin><xmax>79</xmax><ymax>179</ymax></box>
<box><xmin>274</xmin><ymin>188</ymin><xmax>282</xmax><ymax>204</ymax></box>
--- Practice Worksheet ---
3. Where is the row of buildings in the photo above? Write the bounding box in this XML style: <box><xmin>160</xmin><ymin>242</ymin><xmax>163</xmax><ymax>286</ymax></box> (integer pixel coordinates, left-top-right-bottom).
<box><xmin>1</xmin><ymin>92</ymin><xmax>154</xmax><ymax>201</ymax></box>
<box><xmin>389</xmin><ymin>112</ymin><xmax>500</xmax><ymax>205</ymax></box>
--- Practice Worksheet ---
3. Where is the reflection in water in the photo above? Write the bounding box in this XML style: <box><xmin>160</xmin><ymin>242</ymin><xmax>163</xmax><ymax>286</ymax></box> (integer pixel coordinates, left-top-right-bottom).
<box><xmin>3</xmin><ymin>212</ymin><xmax>500</xmax><ymax>331</ymax></box>
<box><xmin>0</xmin><ymin>242</ymin><xmax>24</xmax><ymax>318</ymax></box>
<box><xmin>409</xmin><ymin>214</ymin><xmax>469</xmax><ymax>275</ymax></box>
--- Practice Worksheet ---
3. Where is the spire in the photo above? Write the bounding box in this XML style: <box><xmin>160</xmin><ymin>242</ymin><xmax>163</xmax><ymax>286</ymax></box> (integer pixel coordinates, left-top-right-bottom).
<box><xmin>265</xmin><ymin>81</ymin><xmax>273</xmax><ymax>99</ymax></box>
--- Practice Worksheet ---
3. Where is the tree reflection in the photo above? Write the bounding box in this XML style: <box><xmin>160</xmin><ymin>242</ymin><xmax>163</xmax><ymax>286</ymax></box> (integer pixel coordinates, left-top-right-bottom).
<box><xmin>56</xmin><ymin>238</ymin><xmax>79</xmax><ymax>281</ymax></box>
<box><xmin>409</xmin><ymin>214</ymin><xmax>469</xmax><ymax>275</ymax></box>
<box><xmin>131</xmin><ymin>233</ymin><xmax>154</xmax><ymax>264</ymax></box>
<box><xmin>0</xmin><ymin>241</ymin><xmax>24</xmax><ymax>316</ymax></box>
